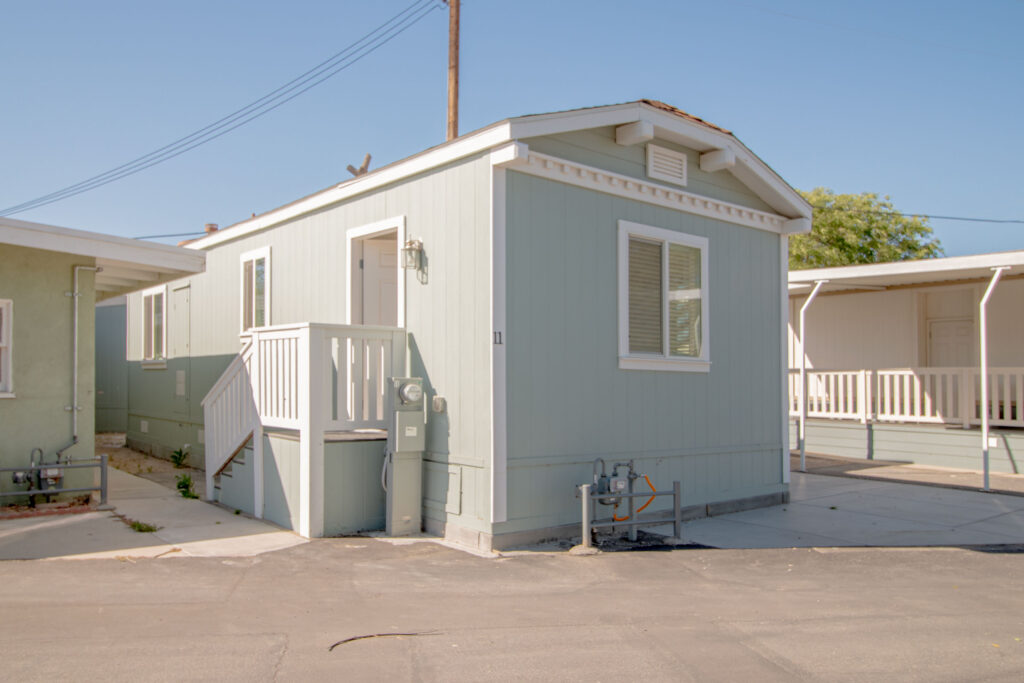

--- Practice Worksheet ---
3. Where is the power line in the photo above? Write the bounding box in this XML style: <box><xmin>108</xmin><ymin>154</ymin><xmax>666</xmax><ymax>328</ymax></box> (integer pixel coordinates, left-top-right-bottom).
<box><xmin>0</xmin><ymin>0</ymin><xmax>442</xmax><ymax>218</ymax></box>
<box><xmin>812</xmin><ymin>206</ymin><xmax>1024</xmax><ymax>225</ymax></box>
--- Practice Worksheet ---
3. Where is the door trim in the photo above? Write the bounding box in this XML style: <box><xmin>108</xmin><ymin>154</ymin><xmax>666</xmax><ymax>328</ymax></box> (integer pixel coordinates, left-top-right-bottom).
<box><xmin>344</xmin><ymin>216</ymin><xmax>406</xmax><ymax>327</ymax></box>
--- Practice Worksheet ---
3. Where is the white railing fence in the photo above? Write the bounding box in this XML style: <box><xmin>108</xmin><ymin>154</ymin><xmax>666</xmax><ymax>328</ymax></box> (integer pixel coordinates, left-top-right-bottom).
<box><xmin>202</xmin><ymin>341</ymin><xmax>259</xmax><ymax>478</ymax></box>
<box><xmin>202</xmin><ymin>323</ymin><xmax>407</xmax><ymax>478</ymax></box>
<box><xmin>789</xmin><ymin>367</ymin><xmax>1024</xmax><ymax>429</ymax></box>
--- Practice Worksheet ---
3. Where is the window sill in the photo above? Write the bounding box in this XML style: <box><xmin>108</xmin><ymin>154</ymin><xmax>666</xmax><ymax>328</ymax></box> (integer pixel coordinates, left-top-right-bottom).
<box><xmin>142</xmin><ymin>360</ymin><xmax>167</xmax><ymax>370</ymax></box>
<box><xmin>619</xmin><ymin>357</ymin><xmax>710</xmax><ymax>373</ymax></box>
<box><xmin>0</xmin><ymin>391</ymin><xmax>15</xmax><ymax>399</ymax></box>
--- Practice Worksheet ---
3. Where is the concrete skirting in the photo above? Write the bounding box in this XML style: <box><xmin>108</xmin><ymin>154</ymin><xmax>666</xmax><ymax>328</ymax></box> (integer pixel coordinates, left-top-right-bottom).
<box><xmin>427</xmin><ymin>490</ymin><xmax>789</xmax><ymax>553</ymax></box>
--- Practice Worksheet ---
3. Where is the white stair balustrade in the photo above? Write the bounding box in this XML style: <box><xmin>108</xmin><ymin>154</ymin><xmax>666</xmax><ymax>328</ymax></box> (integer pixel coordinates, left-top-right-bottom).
<box><xmin>202</xmin><ymin>324</ymin><xmax>407</xmax><ymax>501</ymax></box>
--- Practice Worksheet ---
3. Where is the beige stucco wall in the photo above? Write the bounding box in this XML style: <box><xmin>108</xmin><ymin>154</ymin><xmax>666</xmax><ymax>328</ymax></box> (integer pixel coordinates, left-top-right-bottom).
<box><xmin>789</xmin><ymin>279</ymin><xmax>1024</xmax><ymax>369</ymax></box>
<box><xmin>0</xmin><ymin>244</ymin><xmax>96</xmax><ymax>498</ymax></box>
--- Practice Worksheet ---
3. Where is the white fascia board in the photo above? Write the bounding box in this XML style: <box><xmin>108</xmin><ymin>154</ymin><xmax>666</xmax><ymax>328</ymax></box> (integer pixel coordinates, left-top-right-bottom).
<box><xmin>0</xmin><ymin>217</ymin><xmax>205</xmax><ymax>272</ymax></box>
<box><xmin>789</xmin><ymin>250</ymin><xmax>1024</xmax><ymax>285</ymax></box>
<box><xmin>192</xmin><ymin>122</ymin><xmax>514</xmax><ymax>250</ymax></box>
<box><xmin>507</xmin><ymin>102</ymin><xmax>643</xmax><ymax>139</ymax></box>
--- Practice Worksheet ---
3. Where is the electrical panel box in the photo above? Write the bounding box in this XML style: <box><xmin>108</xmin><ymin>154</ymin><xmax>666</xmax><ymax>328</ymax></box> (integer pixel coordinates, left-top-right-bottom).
<box><xmin>387</xmin><ymin>377</ymin><xmax>425</xmax><ymax>453</ymax></box>
<box><xmin>386</xmin><ymin>377</ymin><xmax>426</xmax><ymax>536</ymax></box>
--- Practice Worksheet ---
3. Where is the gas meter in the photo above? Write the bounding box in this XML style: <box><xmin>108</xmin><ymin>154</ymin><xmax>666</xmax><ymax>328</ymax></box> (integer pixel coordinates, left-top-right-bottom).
<box><xmin>385</xmin><ymin>377</ymin><xmax>426</xmax><ymax>536</ymax></box>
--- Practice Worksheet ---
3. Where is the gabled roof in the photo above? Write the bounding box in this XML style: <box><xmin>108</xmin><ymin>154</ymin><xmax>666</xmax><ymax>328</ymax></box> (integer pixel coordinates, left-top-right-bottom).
<box><xmin>0</xmin><ymin>217</ymin><xmax>206</xmax><ymax>300</ymax></box>
<box><xmin>191</xmin><ymin>100</ymin><xmax>811</xmax><ymax>250</ymax></box>
<box><xmin>788</xmin><ymin>250</ymin><xmax>1024</xmax><ymax>295</ymax></box>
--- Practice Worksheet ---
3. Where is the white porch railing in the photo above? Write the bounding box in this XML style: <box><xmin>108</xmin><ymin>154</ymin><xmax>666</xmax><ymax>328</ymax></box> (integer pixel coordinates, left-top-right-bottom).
<box><xmin>789</xmin><ymin>367</ymin><xmax>1024</xmax><ymax>429</ymax></box>
<box><xmin>202</xmin><ymin>323</ymin><xmax>407</xmax><ymax>479</ymax></box>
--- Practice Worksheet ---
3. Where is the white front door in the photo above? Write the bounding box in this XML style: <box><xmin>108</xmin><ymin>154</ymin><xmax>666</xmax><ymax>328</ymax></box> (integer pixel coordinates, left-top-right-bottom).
<box><xmin>929</xmin><ymin>318</ymin><xmax>973</xmax><ymax>367</ymax></box>
<box><xmin>361</xmin><ymin>236</ymin><xmax>398</xmax><ymax>326</ymax></box>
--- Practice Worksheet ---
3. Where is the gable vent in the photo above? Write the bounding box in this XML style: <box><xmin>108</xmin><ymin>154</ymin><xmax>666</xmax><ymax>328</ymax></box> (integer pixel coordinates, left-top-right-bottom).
<box><xmin>646</xmin><ymin>144</ymin><xmax>687</xmax><ymax>186</ymax></box>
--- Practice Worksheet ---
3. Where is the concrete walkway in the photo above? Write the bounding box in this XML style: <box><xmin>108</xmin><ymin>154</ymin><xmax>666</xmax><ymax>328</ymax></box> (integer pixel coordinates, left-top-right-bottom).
<box><xmin>0</xmin><ymin>468</ymin><xmax>306</xmax><ymax>560</ymax></box>
<box><xmin>651</xmin><ymin>471</ymin><xmax>1024</xmax><ymax>549</ymax></box>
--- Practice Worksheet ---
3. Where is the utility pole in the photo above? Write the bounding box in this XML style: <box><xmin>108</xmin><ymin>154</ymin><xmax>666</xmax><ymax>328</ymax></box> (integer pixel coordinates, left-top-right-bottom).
<box><xmin>447</xmin><ymin>0</ymin><xmax>459</xmax><ymax>140</ymax></box>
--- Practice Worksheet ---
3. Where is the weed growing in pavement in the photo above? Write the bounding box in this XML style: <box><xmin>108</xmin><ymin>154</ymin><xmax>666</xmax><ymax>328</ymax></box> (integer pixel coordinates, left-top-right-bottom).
<box><xmin>112</xmin><ymin>512</ymin><xmax>161</xmax><ymax>533</ymax></box>
<box><xmin>170</xmin><ymin>447</ymin><xmax>189</xmax><ymax>468</ymax></box>
<box><xmin>176</xmin><ymin>473</ymin><xmax>199</xmax><ymax>499</ymax></box>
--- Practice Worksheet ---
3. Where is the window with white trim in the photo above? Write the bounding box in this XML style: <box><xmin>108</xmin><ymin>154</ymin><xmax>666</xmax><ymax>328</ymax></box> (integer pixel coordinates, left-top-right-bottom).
<box><xmin>141</xmin><ymin>285</ymin><xmax>167</xmax><ymax>361</ymax></box>
<box><xmin>0</xmin><ymin>299</ymin><xmax>13</xmax><ymax>394</ymax></box>
<box><xmin>240</xmin><ymin>247</ymin><xmax>271</xmax><ymax>332</ymax></box>
<box><xmin>618</xmin><ymin>220</ymin><xmax>709</xmax><ymax>372</ymax></box>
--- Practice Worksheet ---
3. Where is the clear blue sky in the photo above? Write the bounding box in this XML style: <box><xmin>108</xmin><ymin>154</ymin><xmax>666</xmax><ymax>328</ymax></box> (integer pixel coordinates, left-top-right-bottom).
<box><xmin>2</xmin><ymin>0</ymin><xmax>1021</xmax><ymax>256</ymax></box>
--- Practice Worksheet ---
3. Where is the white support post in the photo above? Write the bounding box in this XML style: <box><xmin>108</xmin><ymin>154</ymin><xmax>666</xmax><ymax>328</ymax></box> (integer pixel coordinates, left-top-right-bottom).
<box><xmin>252</xmin><ymin>423</ymin><xmax>264</xmax><ymax>519</ymax></box>
<box><xmin>980</xmin><ymin>266</ymin><xmax>1010</xmax><ymax>491</ymax></box>
<box><xmin>298</xmin><ymin>326</ymin><xmax>326</xmax><ymax>537</ymax></box>
<box><xmin>798</xmin><ymin>280</ymin><xmax>827</xmax><ymax>472</ymax></box>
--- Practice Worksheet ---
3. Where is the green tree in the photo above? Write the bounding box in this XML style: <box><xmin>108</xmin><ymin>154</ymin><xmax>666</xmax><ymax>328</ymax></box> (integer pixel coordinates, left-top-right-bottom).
<box><xmin>790</xmin><ymin>187</ymin><xmax>943</xmax><ymax>270</ymax></box>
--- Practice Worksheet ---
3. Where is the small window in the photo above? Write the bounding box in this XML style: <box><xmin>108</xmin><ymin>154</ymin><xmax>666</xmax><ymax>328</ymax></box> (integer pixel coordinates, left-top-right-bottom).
<box><xmin>141</xmin><ymin>286</ymin><xmax>166</xmax><ymax>361</ymax></box>
<box><xmin>0</xmin><ymin>299</ymin><xmax>13</xmax><ymax>395</ymax></box>
<box><xmin>240</xmin><ymin>247</ymin><xmax>271</xmax><ymax>333</ymax></box>
<box><xmin>618</xmin><ymin>220</ymin><xmax>709</xmax><ymax>372</ymax></box>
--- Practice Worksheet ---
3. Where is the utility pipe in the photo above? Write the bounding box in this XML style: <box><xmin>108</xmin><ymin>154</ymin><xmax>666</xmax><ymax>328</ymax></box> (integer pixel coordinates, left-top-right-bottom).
<box><xmin>57</xmin><ymin>265</ymin><xmax>101</xmax><ymax>461</ymax></box>
<box><xmin>798</xmin><ymin>280</ymin><xmax>828</xmax><ymax>472</ymax></box>
<box><xmin>980</xmin><ymin>266</ymin><xmax>1009</xmax><ymax>491</ymax></box>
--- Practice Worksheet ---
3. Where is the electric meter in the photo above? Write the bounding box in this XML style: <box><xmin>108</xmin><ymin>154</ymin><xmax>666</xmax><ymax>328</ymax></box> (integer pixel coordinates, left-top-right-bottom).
<box><xmin>399</xmin><ymin>382</ymin><xmax>423</xmax><ymax>404</ymax></box>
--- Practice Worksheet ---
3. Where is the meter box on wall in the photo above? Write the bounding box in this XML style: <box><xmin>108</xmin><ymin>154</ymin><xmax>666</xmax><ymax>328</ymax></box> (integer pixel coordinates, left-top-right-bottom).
<box><xmin>388</xmin><ymin>377</ymin><xmax>425</xmax><ymax>453</ymax></box>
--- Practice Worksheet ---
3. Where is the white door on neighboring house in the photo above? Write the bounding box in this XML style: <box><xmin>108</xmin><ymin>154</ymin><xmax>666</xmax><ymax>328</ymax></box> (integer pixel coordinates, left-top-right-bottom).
<box><xmin>360</xmin><ymin>235</ymin><xmax>398</xmax><ymax>326</ymax></box>
<box><xmin>929</xmin><ymin>318</ymin><xmax>973</xmax><ymax>367</ymax></box>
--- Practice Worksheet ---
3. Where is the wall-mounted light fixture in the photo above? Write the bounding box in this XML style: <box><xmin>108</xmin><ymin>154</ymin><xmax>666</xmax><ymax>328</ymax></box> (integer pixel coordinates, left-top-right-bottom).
<box><xmin>401</xmin><ymin>238</ymin><xmax>423</xmax><ymax>270</ymax></box>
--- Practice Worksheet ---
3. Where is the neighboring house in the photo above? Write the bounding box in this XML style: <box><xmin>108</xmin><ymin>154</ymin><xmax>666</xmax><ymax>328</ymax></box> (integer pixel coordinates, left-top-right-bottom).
<box><xmin>120</xmin><ymin>100</ymin><xmax>811</xmax><ymax>550</ymax></box>
<box><xmin>789</xmin><ymin>251</ymin><xmax>1024</xmax><ymax>472</ymax></box>
<box><xmin>0</xmin><ymin>218</ymin><xmax>205</xmax><ymax>501</ymax></box>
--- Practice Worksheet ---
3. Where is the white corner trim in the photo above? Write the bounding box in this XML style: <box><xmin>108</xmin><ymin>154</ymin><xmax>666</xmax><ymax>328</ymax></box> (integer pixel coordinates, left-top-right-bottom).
<box><xmin>699</xmin><ymin>148</ymin><xmax>736</xmax><ymax>172</ymax></box>
<box><xmin>779</xmin><ymin>235</ymin><xmax>791</xmax><ymax>485</ymax></box>
<box><xmin>518</xmin><ymin>150</ymin><xmax>790</xmax><ymax>233</ymax></box>
<box><xmin>618</xmin><ymin>358</ymin><xmax>711</xmax><ymax>373</ymax></box>
<box><xmin>489</xmin><ymin>166</ymin><xmax>508</xmax><ymax>525</ymax></box>
<box><xmin>0</xmin><ymin>392</ymin><xmax>15</xmax><ymax>399</ymax></box>
<box><xmin>616</xmin><ymin>120</ymin><xmax>654</xmax><ymax>146</ymax></box>
<box><xmin>343</xmin><ymin>216</ymin><xmax>406</xmax><ymax>327</ymax></box>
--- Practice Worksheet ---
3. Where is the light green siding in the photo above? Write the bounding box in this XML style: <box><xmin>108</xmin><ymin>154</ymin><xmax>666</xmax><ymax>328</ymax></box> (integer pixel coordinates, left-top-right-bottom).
<box><xmin>263</xmin><ymin>432</ymin><xmax>300</xmax><ymax>530</ymax></box>
<box><xmin>124</xmin><ymin>153</ymin><xmax>494</xmax><ymax>532</ymax></box>
<box><xmin>217</xmin><ymin>444</ymin><xmax>255</xmax><ymax>513</ymax></box>
<box><xmin>323</xmin><ymin>440</ymin><xmax>386</xmax><ymax>536</ymax></box>
<box><xmin>95</xmin><ymin>299</ymin><xmax>127</xmax><ymax>432</ymax></box>
<box><xmin>0</xmin><ymin>245</ymin><xmax>96</xmax><ymax>498</ymax></box>
<box><xmin>523</xmin><ymin>127</ymin><xmax>776</xmax><ymax>212</ymax></box>
<box><xmin>499</xmin><ymin>170</ymin><xmax>785</xmax><ymax>535</ymax></box>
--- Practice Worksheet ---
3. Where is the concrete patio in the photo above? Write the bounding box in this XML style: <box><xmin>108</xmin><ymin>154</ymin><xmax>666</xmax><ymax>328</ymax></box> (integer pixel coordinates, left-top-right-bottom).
<box><xmin>652</xmin><ymin>470</ymin><xmax>1024</xmax><ymax>549</ymax></box>
<box><xmin>0</xmin><ymin>467</ymin><xmax>306</xmax><ymax>561</ymax></box>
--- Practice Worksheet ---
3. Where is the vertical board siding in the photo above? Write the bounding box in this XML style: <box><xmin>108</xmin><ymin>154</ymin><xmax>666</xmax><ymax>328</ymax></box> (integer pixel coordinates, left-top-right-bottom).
<box><xmin>124</xmin><ymin>153</ymin><xmax>493</xmax><ymax>531</ymax></box>
<box><xmin>502</xmin><ymin>170</ymin><xmax>784</xmax><ymax>534</ymax></box>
